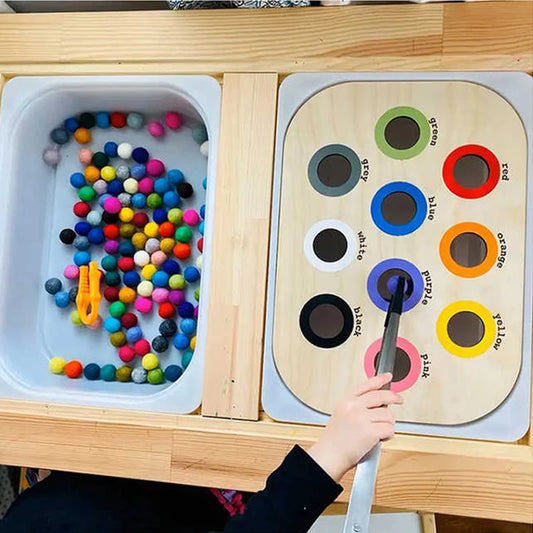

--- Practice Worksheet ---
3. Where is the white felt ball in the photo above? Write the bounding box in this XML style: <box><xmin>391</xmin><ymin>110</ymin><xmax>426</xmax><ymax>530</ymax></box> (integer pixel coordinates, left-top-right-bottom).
<box><xmin>123</xmin><ymin>178</ymin><xmax>139</xmax><ymax>194</ymax></box>
<box><xmin>117</xmin><ymin>142</ymin><xmax>133</xmax><ymax>160</ymax></box>
<box><xmin>195</xmin><ymin>254</ymin><xmax>203</xmax><ymax>270</ymax></box>
<box><xmin>200</xmin><ymin>141</ymin><xmax>209</xmax><ymax>158</ymax></box>
<box><xmin>137</xmin><ymin>280</ymin><xmax>154</xmax><ymax>297</ymax></box>
<box><xmin>134</xmin><ymin>250</ymin><xmax>150</xmax><ymax>267</ymax></box>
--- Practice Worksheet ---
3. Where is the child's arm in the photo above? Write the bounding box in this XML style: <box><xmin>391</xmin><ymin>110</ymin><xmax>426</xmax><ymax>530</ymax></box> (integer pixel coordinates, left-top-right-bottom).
<box><xmin>224</xmin><ymin>373</ymin><xmax>403</xmax><ymax>533</ymax></box>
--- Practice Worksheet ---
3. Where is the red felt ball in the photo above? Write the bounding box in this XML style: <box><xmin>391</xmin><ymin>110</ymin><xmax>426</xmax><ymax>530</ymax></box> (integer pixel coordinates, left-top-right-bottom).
<box><xmin>159</xmin><ymin>221</ymin><xmax>175</xmax><ymax>238</ymax></box>
<box><xmin>197</xmin><ymin>237</ymin><xmax>203</xmax><ymax>253</ymax></box>
<box><xmin>120</xmin><ymin>312</ymin><xmax>138</xmax><ymax>329</ymax></box>
<box><xmin>110</xmin><ymin>111</ymin><xmax>127</xmax><ymax>128</ymax></box>
<box><xmin>104</xmin><ymin>224</ymin><xmax>120</xmax><ymax>240</ymax></box>
<box><xmin>119</xmin><ymin>345</ymin><xmax>136</xmax><ymax>363</ymax></box>
<box><xmin>73</xmin><ymin>201</ymin><xmax>91</xmax><ymax>218</ymax></box>
<box><xmin>134</xmin><ymin>338</ymin><xmax>150</xmax><ymax>356</ymax></box>
<box><xmin>173</xmin><ymin>242</ymin><xmax>191</xmax><ymax>260</ymax></box>
<box><xmin>118</xmin><ymin>257</ymin><xmax>135</xmax><ymax>272</ymax></box>
<box><xmin>158</xmin><ymin>302</ymin><xmax>176</xmax><ymax>319</ymax></box>
<box><xmin>103</xmin><ymin>286</ymin><xmax>120</xmax><ymax>302</ymax></box>
<box><xmin>64</xmin><ymin>360</ymin><xmax>83</xmax><ymax>378</ymax></box>
<box><xmin>133</xmin><ymin>212</ymin><xmax>150</xmax><ymax>228</ymax></box>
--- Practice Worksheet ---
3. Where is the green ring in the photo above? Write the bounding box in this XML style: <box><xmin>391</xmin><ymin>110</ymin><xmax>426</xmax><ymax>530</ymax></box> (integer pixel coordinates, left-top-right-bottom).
<box><xmin>375</xmin><ymin>106</ymin><xmax>430</xmax><ymax>160</ymax></box>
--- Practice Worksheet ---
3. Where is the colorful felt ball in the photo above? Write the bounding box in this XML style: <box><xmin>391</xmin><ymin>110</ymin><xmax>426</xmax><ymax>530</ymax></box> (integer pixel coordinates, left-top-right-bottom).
<box><xmin>178</xmin><ymin>302</ymin><xmax>194</xmax><ymax>318</ymax></box>
<box><xmin>119</xmin><ymin>287</ymin><xmax>136</xmax><ymax>304</ymax></box>
<box><xmin>70</xmin><ymin>309</ymin><xmax>82</xmax><ymax>325</ymax></box>
<box><xmin>132</xmin><ymin>146</ymin><xmax>149</xmax><ymax>164</ymax></box>
<box><xmin>152</xmin><ymin>288</ymin><xmax>169</xmax><ymax>303</ymax></box>
<box><xmin>134</xmin><ymin>250</ymin><xmax>150</xmax><ymax>268</ymax></box>
<box><xmin>167</xmin><ymin>209</ymin><xmax>183</xmax><ymax>226</ymax></box>
<box><xmin>131</xmin><ymin>367</ymin><xmax>147</xmax><ymax>383</ymax></box>
<box><xmin>73</xmin><ymin>235</ymin><xmax>90</xmax><ymax>251</ymax></box>
<box><xmin>133</xmin><ymin>212</ymin><xmax>149</xmax><ymax>228</ymax></box>
<box><xmin>116</xmin><ymin>163</ymin><xmax>130</xmax><ymax>178</ymax></box>
<box><xmin>73</xmin><ymin>251</ymin><xmax>91</xmax><ymax>266</ymax></box>
<box><xmin>103</xmin><ymin>224</ymin><xmax>120</xmax><ymax>240</ymax></box>
<box><xmin>147</xmin><ymin>368</ymin><xmax>164</xmax><ymax>385</ymax></box>
<box><xmin>118</xmin><ymin>241</ymin><xmax>136</xmax><ymax>257</ymax></box>
<box><xmin>116</xmin><ymin>365</ymin><xmax>132</xmax><ymax>382</ymax></box>
<box><xmin>135</xmin><ymin>297</ymin><xmax>153</xmax><ymax>314</ymax></box>
<box><xmin>45</xmin><ymin>277</ymin><xmax>62</xmax><ymax>295</ymax></box>
<box><xmin>160</xmin><ymin>238</ymin><xmax>175</xmax><ymax>255</ymax></box>
<box><xmin>163</xmin><ymin>191</ymin><xmax>180</xmax><ymax>208</ymax></box>
<box><xmin>104</xmin><ymin>141</ymin><xmax>118</xmax><ymax>157</ymax></box>
<box><xmin>159</xmin><ymin>302</ymin><xmax>175</xmax><ymax>319</ymax></box>
<box><xmin>145</xmin><ymin>238</ymin><xmax>160</xmax><ymax>254</ymax></box>
<box><xmin>110</xmin><ymin>112</ymin><xmax>127</xmax><ymax>128</ymax></box>
<box><xmin>197</xmin><ymin>238</ymin><xmax>204</xmax><ymax>253</ymax></box>
<box><xmin>138</xmin><ymin>178</ymin><xmax>154</xmax><ymax>195</ymax></box>
<box><xmin>109</xmin><ymin>300</ymin><xmax>126</xmax><ymax>317</ymax></box>
<box><xmin>118</xmin><ymin>193</ymin><xmax>132</xmax><ymax>208</ymax></box>
<box><xmin>173</xmin><ymin>333</ymin><xmax>190</xmax><ymax>350</ymax></box>
<box><xmin>59</xmin><ymin>228</ymin><xmax>76</xmax><ymax>244</ymax></box>
<box><xmin>86</xmin><ymin>315</ymin><xmax>103</xmax><ymax>330</ymax></box>
<box><xmin>63</xmin><ymin>264</ymin><xmax>80</xmax><ymax>280</ymax></box>
<box><xmin>159</xmin><ymin>319</ymin><xmax>178</xmax><ymax>338</ymax></box>
<box><xmin>95</xmin><ymin>111</ymin><xmax>110</xmax><ymax>128</ymax></box>
<box><xmin>104</xmin><ymin>316</ymin><xmax>121</xmax><ymax>333</ymax></box>
<box><xmin>202</xmin><ymin>177</ymin><xmax>207</xmax><ymax>189</ymax></box>
<box><xmin>184</xmin><ymin>266</ymin><xmax>200</xmax><ymax>283</ymax></box>
<box><xmin>156</xmin><ymin>222</ymin><xmax>173</xmax><ymax>239</ymax></box>
<box><xmin>86</xmin><ymin>210</ymin><xmax>102</xmax><ymax>226</ymax></box>
<box><xmin>121</xmin><ymin>312</ymin><xmax>138</xmax><ymax>329</ymax></box>
<box><xmin>192</xmin><ymin>124</ymin><xmax>208</xmax><ymax>145</ymax></box>
<box><xmin>177</xmin><ymin>182</ymin><xmax>193</xmax><ymax>198</ymax></box>
<box><xmin>127</xmin><ymin>112</ymin><xmax>143</xmax><ymax>130</ymax></box>
<box><xmin>65</xmin><ymin>117</ymin><xmax>80</xmax><ymax>132</ymax></box>
<box><xmin>70</xmin><ymin>172</ymin><xmax>86</xmax><ymax>189</ymax></box>
<box><xmin>117</xmin><ymin>142</ymin><xmax>133</xmax><ymax>160</ymax></box>
<box><xmin>137</xmin><ymin>280</ymin><xmax>154</xmax><ymax>297</ymax></box>
<box><xmin>152</xmin><ymin>208</ymin><xmax>167</xmax><ymax>224</ymax></box>
<box><xmin>132</xmin><ymin>232</ymin><xmax>148</xmax><ymax>250</ymax></box>
<box><xmin>68</xmin><ymin>287</ymin><xmax>78</xmax><ymax>303</ymax></box>
<box><xmin>105</xmin><ymin>239</ymin><xmax>120</xmax><ymax>254</ymax></box>
<box><xmin>79</xmin><ymin>112</ymin><xmax>96</xmax><ymax>129</ymax></box>
<box><xmin>117</xmin><ymin>345</ymin><xmax>135</xmax><ymax>363</ymax></box>
<box><xmin>75</xmin><ymin>221</ymin><xmax>91</xmax><ymax>236</ymax></box>
<box><xmin>117</xmin><ymin>257</ymin><xmax>135</xmax><ymax>272</ymax></box>
<box><xmin>110</xmin><ymin>331</ymin><xmax>127</xmax><ymax>347</ymax></box>
<box><xmin>167</xmin><ymin>169</ymin><xmax>184</xmax><ymax>186</ymax></box>
<box><xmin>190</xmin><ymin>336</ymin><xmax>197</xmax><ymax>349</ymax></box>
<box><xmin>73</xmin><ymin>201</ymin><xmax>91</xmax><ymax>218</ymax></box>
<box><xmin>168</xmin><ymin>289</ymin><xmax>185</xmax><ymax>306</ymax></box>
<box><xmin>162</xmin><ymin>259</ymin><xmax>180</xmax><ymax>276</ymax></box>
<box><xmin>101</xmin><ymin>364</ymin><xmax>117</xmax><ymax>381</ymax></box>
<box><xmin>165</xmin><ymin>111</ymin><xmax>181</xmax><ymax>129</ymax></box>
<box><xmin>127</xmin><ymin>326</ymin><xmax>143</xmax><ymax>343</ymax></box>
<box><xmin>65</xmin><ymin>360</ymin><xmax>83</xmax><ymax>378</ymax></box>
<box><xmin>101</xmin><ymin>166</ymin><xmax>117</xmax><ymax>182</ymax></box>
<box><xmin>194</xmin><ymin>287</ymin><xmax>200</xmax><ymax>301</ymax></box>
<box><xmin>84</xmin><ymin>363</ymin><xmax>100</xmax><ymax>380</ymax></box>
<box><xmin>154</xmin><ymin>177</ymin><xmax>170</xmax><ymax>194</ymax></box>
<box><xmin>200</xmin><ymin>141</ymin><xmax>209</xmax><ymax>157</ymax></box>
<box><xmin>152</xmin><ymin>271</ymin><xmax>169</xmax><ymax>288</ymax></box>
<box><xmin>199</xmin><ymin>221</ymin><xmax>205</xmax><ymax>236</ymax></box>
<box><xmin>146</xmin><ymin>159</ymin><xmax>165</xmax><ymax>177</ymax></box>
<box><xmin>147</xmin><ymin>193</ymin><xmax>162</xmax><ymax>209</ymax></box>
<box><xmin>123</xmin><ymin>270</ymin><xmax>141</xmax><ymax>287</ymax></box>
<box><xmin>49</xmin><ymin>356</ymin><xmax>66</xmax><ymax>374</ymax></box>
<box><xmin>43</xmin><ymin>146</ymin><xmax>61</xmax><ymax>167</ymax></box>
<box><xmin>123</xmin><ymin>178</ymin><xmax>139</xmax><ymax>194</ymax></box>
<box><xmin>180</xmin><ymin>318</ymin><xmax>197</xmax><ymax>335</ymax></box>
<box><xmin>148</xmin><ymin>120</ymin><xmax>164</xmax><ymax>138</ymax></box>
<box><xmin>141</xmin><ymin>264</ymin><xmax>157</xmax><ymax>281</ymax></box>
<box><xmin>74</xmin><ymin>127</ymin><xmax>91</xmax><ymax>144</ymax></box>
<box><xmin>91</xmin><ymin>151</ymin><xmax>109</xmax><ymax>168</ymax></box>
<box><xmin>151</xmin><ymin>251</ymin><xmax>167</xmax><ymax>267</ymax></box>
<box><xmin>175</xmin><ymin>226</ymin><xmax>193</xmax><ymax>243</ymax></box>
<box><xmin>182</xmin><ymin>349</ymin><xmax>194</xmax><ymax>369</ymax></box>
<box><xmin>88</xmin><ymin>227</ymin><xmax>105</xmax><ymax>245</ymax></box>
<box><xmin>120</xmin><ymin>224</ymin><xmax>136</xmax><ymax>240</ymax></box>
<box><xmin>173</xmin><ymin>243</ymin><xmax>191</xmax><ymax>260</ymax></box>
<box><xmin>152</xmin><ymin>335</ymin><xmax>169</xmax><ymax>353</ymax></box>
<box><xmin>134</xmin><ymin>338</ymin><xmax>151</xmax><ymax>356</ymax></box>
<box><xmin>144</xmin><ymin>222</ymin><xmax>159</xmax><ymax>238</ymax></box>
<box><xmin>142</xmin><ymin>352</ymin><xmax>159</xmax><ymax>371</ymax></box>
<box><xmin>169</xmin><ymin>274</ymin><xmax>185</xmax><ymax>290</ymax></box>
<box><xmin>103</xmin><ymin>287</ymin><xmax>120</xmax><ymax>302</ymax></box>
<box><xmin>104</xmin><ymin>271</ymin><xmax>121</xmax><ymax>287</ymax></box>
<box><xmin>129</xmin><ymin>164</ymin><xmax>145</xmax><ymax>180</ymax></box>
<box><xmin>102</xmin><ymin>211</ymin><xmax>119</xmax><ymax>224</ymax></box>
<box><xmin>165</xmin><ymin>365</ymin><xmax>183</xmax><ymax>382</ymax></box>
<box><xmin>103</xmin><ymin>196</ymin><xmax>122</xmax><ymax>213</ymax></box>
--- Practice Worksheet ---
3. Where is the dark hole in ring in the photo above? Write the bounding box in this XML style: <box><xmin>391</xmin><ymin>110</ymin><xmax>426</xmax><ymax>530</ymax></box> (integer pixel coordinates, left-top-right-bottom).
<box><xmin>377</xmin><ymin>268</ymin><xmax>414</xmax><ymax>301</ymax></box>
<box><xmin>312</xmin><ymin>228</ymin><xmax>348</xmax><ymax>263</ymax></box>
<box><xmin>384</xmin><ymin>116</ymin><xmax>421</xmax><ymax>151</ymax></box>
<box><xmin>316</xmin><ymin>153</ymin><xmax>352</xmax><ymax>188</ymax></box>
<box><xmin>374</xmin><ymin>347</ymin><xmax>411</xmax><ymax>382</ymax></box>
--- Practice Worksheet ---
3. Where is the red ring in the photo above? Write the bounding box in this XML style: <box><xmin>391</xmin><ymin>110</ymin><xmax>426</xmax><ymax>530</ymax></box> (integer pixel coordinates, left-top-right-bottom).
<box><xmin>442</xmin><ymin>144</ymin><xmax>500</xmax><ymax>199</ymax></box>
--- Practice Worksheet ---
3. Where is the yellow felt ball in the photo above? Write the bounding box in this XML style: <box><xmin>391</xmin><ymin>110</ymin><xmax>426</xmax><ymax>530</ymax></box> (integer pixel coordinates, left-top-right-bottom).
<box><xmin>119</xmin><ymin>207</ymin><xmax>134</xmax><ymax>223</ymax></box>
<box><xmin>160</xmin><ymin>238</ymin><xmax>175</xmax><ymax>255</ymax></box>
<box><xmin>119</xmin><ymin>287</ymin><xmax>136</xmax><ymax>304</ymax></box>
<box><xmin>167</xmin><ymin>208</ymin><xmax>183</xmax><ymax>225</ymax></box>
<box><xmin>142</xmin><ymin>352</ymin><xmax>159</xmax><ymax>371</ymax></box>
<box><xmin>141</xmin><ymin>264</ymin><xmax>157</xmax><ymax>280</ymax></box>
<box><xmin>169</xmin><ymin>274</ymin><xmax>185</xmax><ymax>289</ymax></box>
<box><xmin>49</xmin><ymin>356</ymin><xmax>66</xmax><ymax>374</ymax></box>
<box><xmin>84</xmin><ymin>165</ymin><xmax>100</xmax><ymax>183</ymax></box>
<box><xmin>190</xmin><ymin>336</ymin><xmax>196</xmax><ymax>350</ymax></box>
<box><xmin>101</xmin><ymin>165</ymin><xmax>117</xmax><ymax>182</ymax></box>
<box><xmin>144</xmin><ymin>222</ymin><xmax>159</xmax><ymax>238</ymax></box>
<box><xmin>116</xmin><ymin>365</ymin><xmax>132</xmax><ymax>382</ymax></box>
<box><xmin>132</xmin><ymin>232</ymin><xmax>148</xmax><ymax>249</ymax></box>
<box><xmin>70</xmin><ymin>310</ymin><xmax>82</xmax><ymax>325</ymax></box>
<box><xmin>120</xmin><ymin>223</ymin><xmax>136</xmax><ymax>239</ymax></box>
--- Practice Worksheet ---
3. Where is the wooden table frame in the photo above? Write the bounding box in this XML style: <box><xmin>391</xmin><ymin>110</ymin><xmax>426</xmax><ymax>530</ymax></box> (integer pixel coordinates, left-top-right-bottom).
<box><xmin>0</xmin><ymin>1</ymin><xmax>532</xmax><ymax>524</ymax></box>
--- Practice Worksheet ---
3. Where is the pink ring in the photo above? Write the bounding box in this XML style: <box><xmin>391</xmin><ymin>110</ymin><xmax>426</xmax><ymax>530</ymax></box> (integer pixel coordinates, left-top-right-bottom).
<box><xmin>363</xmin><ymin>337</ymin><xmax>421</xmax><ymax>392</ymax></box>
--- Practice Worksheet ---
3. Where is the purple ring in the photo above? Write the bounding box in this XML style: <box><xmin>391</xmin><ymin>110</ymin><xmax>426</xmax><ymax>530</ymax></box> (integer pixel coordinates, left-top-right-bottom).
<box><xmin>367</xmin><ymin>258</ymin><xmax>424</xmax><ymax>312</ymax></box>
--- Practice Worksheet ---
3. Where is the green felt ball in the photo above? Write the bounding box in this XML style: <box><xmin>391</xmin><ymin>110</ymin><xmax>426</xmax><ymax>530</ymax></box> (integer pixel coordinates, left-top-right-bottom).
<box><xmin>182</xmin><ymin>349</ymin><xmax>194</xmax><ymax>369</ymax></box>
<box><xmin>104</xmin><ymin>271</ymin><xmax>121</xmax><ymax>287</ymax></box>
<box><xmin>116</xmin><ymin>365</ymin><xmax>132</xmax><ymax>382</ymax></box>
<box><xmin>101</xmin><ymin>255</ymin><xmax>118</xmax><ymax>271</ymax></box>
<box><xmin>91</xmin><ymin>151</ymin><xmax>109</xmax><ymax>169</ymax></box>
<box><xmin>78</xmin><ymin>185</ymin><xmax>95</xmax><ymax>202</ymax></box>
<box><xmin>101</xmin><ymin>364</ymin><xmax>117</xmax><ymax>381</ymax></box>
<box><xmin>192</xmin><ymin>125</ymin><xmax>208</xmax><ymax>145</ymax></box>
<box><xmin>127</xmin><ymin>112</ymin><xmax>143</xmax><ymax>130</ymax></box>
<box><xmin>175</xmin><ymin>226</ymin><xmax>192</xmax><ymax>243</ymax></box>
<box><xmin>110</xmin><ymin>331</ymin><xmax>127</xmax><ymax>347</ymax></box>
<box><xmin>109</xmin><ymin>300</ymin><xmax>126</xmax><ymax>317</ymax></box>
<box><xmin>146</xmin><ymin>193</ymin><xmax>162</xmax><ymax>209</ymax></box>
<box><xmin>147</xmin><ymin>367</ymin><xmax>164</xmax><ymax>385</ymax></box>
<box><xmin>194</xmin><ymin>287</ymin><xmax>200</xmax><ymax>301</ymax></box>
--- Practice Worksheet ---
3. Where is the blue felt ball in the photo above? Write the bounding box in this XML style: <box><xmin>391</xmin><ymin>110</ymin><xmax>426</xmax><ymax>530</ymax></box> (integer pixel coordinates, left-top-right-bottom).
<box><xmin>118</xmin><ymin>241</ymin><xmax>136</xmax><ymax>257</ymax></box>
<box><xmin>163</xmin><ymin>191</ymin><xmax>180</xmax><ymax>208</ymax></box>
<box><xmin>104</xmin><ymin>141</ymin><xmax>118</xmax><ymax>158</ymax></box>
<box><xmin>88</xmin><ymin>227</ymin><xmax>105</xmax><ymax>245</ymax></box>
<box><xmin>107</xmin><ymin>179</ymin><xmax>124</xmax><ymax>196</ymax></box>
<box><xmin>131</xmin><ymin>193</ymin><xmax>147</xmax><ymax>209</ymax></box>
<box><xmin>74</xmin><ymin>221</ymin><xmax>91</xmax><ymax>236</ymax></box>
<box><xmin>45</xmin><ymin>277</ymin><xmax>62</xmax><ymax>295</ymax></box>
<box><xmin>73</xmin><ymin>235</ymin><xmax>90</xmax><ymax>251</ymax></box>
<box><xmin>180</xmin><ymin>318</ymin><xmax>197</xmax><ymax>336</ymax></box>
<box><xmin>183</xmin><ymin>266</ymin><xmax>200</xmax><ymax>283</ymax></box>
<box><xmin>68</xmin><ymin>287</ymin><xmax>78</xmax><ymax>302</ymax></box>
<box><xmin>50</xmin><ymin>127</ymin><xmax>70</xmax><ymax>145</ymax></box>
<box><xmin>131</xmin><ymin>146</ymin><xmax>149</xmax><ymax>164</ymax></box>
<box><xmin>164</xmin><ymin>364</ymin><xmax>183</xmax><ymax>382</ymax></box>
<box><xmin>173</xmin><ymin>333</ymin><xmax>190</xmax><ymax>350</ymax></box>
<box><xmin>162</xmin><ymin>260</ymin><xmax>180</xmax><ymax>276</ymax></box>
<box><xmin>153</xmin><ymin>208</ymin><xmax>168</xmax><ymax>224</ymax></box>
<box><xmin>182</xmin><ymin>349</ymin><xmax>194</xmax><ymax>369</ymax></box>
<box><xmin>159</xmin><ymin>319</ymin><xmax>178</xmax><ymax>338</ymax></box>
<box><xmin>126</xmin><ymin>326</ymin><xmax>143</xmax><ymax>343</ymax></box>
<box><xmin>65</xmin><ymin>117</ymin><xmax>80</xmax><ymax>132</ymax></box>
<box><xmin>178</xmin><ymin>302</ymin><xmax>194</xmax><ymax>318</ymax></box>
<box><xmin>104</xmin><ymin>317</ymin><xmax>122</xmax><ymax>333</ymax></box>
<box><xmin>199</xmin><ymin>204</ymin><xmax>206</xmax><ymax>220</ymax></box>
<box><xmin>131</xmin><ymin>164</ymin><xmax>146</xmax><ymax>180</ymax></box>
<box><xmin>202</xmin><ymin>177</ymin><xmax>207</xmax><ymax>190</ymax></box>
<box><xmin>84</xmin><ymin>363</ymin><xmax>101</xmax><ymax>380</ymax></box>
<box><xmin>70</xmin><ymin>172</ymin><xmax>86</xmax><ymax>189</ymax></box>
<box><xmin>123</xmin><ymin>270</ymin><xmax>141</xmax><ymax>288</ymax></box>
<box><xmin>101</xmin><ymin>364</ymin><xmax>116</xmax><ymax>382</ymax></box>
<box><xmin>152</xmin><ymin>271</ymin><xmax>169</xmax><ymax>288</ymax></box>
<box><xmin>74</xmin><ymin>251</ymin><xmax>91</xmax><ymax>266</ymax></box>
<box><xmin>54</xmin><ymin>291</ymin><xmax>70</xmax><ymax>308</ymax></box>
<box><xmin>154</xmin><ymin>178</ymin><xmax>170</xmax><ymax>194</ymax></box>
<box><xmin>99</xmin><ymin>193</ymin><xmax>112</xmax><ymax>208</ymax></box>
<box><xmin>95</xmin><ymin>111</ymin><xmax>110</xmax><ymax>129</ymax></box>
<box><xmin>167</xmin><ymin>169</ymin><xmax>184</xmax><ymax>186</ymax></box>
<box><xmin>198</xmin><ymin>221</ymin><xmax>205</xmax><ymax>236</ymax></box>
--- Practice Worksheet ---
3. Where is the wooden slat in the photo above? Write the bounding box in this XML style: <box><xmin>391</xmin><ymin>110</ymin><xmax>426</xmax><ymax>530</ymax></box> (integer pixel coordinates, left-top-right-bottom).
<box><xmin>202</xmin><ymin>73</ymin><xmax>278</xmax><ymax>420</ymax></box>
<box><xmin>421</xmin><ymin>513</ymin><xmax>437</xmax><ymax>533</ymax></box>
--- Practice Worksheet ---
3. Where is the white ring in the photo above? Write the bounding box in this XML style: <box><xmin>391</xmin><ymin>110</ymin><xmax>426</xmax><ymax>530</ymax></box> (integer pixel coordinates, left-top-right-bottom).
<box><xmin>303</xmin><ymin>219</ymin><xmax>357</xmax><ymax>272</ymax></box>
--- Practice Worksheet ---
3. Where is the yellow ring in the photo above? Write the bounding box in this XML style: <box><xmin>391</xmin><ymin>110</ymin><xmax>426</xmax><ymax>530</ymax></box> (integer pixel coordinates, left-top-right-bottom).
<box><xmin>436</xmin><ymin>300</ymin><xmax>496</xmax><ymax>358</ymax></box>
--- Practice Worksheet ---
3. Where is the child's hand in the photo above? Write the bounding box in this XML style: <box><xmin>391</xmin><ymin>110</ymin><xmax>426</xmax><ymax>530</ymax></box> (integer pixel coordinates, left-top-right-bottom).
<box><xmin>307</xmin><ymin>373</ymin><xmax>403</xmax><ymax>482</ymax></box>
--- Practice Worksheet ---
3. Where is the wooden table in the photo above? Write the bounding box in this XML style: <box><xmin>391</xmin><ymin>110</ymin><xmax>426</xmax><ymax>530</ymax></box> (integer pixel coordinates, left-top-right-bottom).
<box><xmin>0</xmin><ymin>1</ymin><xmax>532</xmax><ymax>525</ymax></box>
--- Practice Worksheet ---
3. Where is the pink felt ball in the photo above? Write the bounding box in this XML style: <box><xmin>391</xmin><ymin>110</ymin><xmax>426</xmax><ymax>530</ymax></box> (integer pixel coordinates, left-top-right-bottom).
<box><xmin>138</xmin><ymin>177</ymin><xmax>154</xmax><ymax>195</ymax></box>
<box><xmin>183</xmin><ymin>209</ymin><xmax>200</xmax><ymax>226</ymax></box>
<box><xmin>104</xmin><ymin>240</ymin><xmax>120</xmax><ymax>254</ymax></box>
<box><xmin>135</xmin><ymin>297</ymin><xmax>153</xmax><ymax>314</ymax></box>
<box><xmin>168</xmin><ymin>289</ymin><xmax>185</xmax><ymax>306</ymax></box>
<box><xmin>146</xmin><ymin>159</ymin><xmax>165</xmax><ymax>177</ymax></box>
<box><xmin>86</xmin><ymin>315</ymin><xmax>103</xmax><ymax>330</ymax></box>
<box><xmin>152</xmin><ymin>288</ymin><xmax>169</xmax><ymax>304</ymax></box>
<box><xmin>148</xmin><ymin>120</ymin><xmax>164</xmax><ymax>138</ymax></box>
<box><xmin>103</xmin><ymin>196</ymin><xmax>122</xmax><ymax>214</ymax></box>
<box><xmin>150</xmin><ymin>251</ymin><xmax>167</xmax><ymax>266</ymax></box>
<box><xmin>165</xmin><ymin>111</ymin><xmax>182</xmax><ymax>130</ymax></box>
<box><xmin>78</xmin><ymin>148</ymin><xmax>94</xmax><ymax>165</ymax></box>
<box><xmin>119</xmin><ymin>345</ymin><xmax>136</xmax><ymax>363</ymax></box>
<box><xmin>63</xmin><ymin>264</ymin><xmax>80</xmax><ymax>280</ymax></box>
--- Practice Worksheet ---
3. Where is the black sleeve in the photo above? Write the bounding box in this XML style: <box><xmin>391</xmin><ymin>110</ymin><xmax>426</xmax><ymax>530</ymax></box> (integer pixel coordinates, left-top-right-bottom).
<box><xmin>223</xmin><ymin>445</ymin><xmax>343</xmax><ymax>533</ymax></box>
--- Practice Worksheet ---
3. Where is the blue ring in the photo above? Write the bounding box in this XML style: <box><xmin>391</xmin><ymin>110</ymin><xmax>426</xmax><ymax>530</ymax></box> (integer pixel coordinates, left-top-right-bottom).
<box><xmin>370</xmin><ymin>182</ymin><xmax>427</xmax><ymax>236</ymax></box>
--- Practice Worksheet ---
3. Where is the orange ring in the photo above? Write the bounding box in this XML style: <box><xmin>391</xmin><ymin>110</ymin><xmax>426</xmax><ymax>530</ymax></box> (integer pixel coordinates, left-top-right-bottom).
<box><xmin>439</xmin><ymin>222</ymin><xmax>498</xmax><ymax>278</ymax></box>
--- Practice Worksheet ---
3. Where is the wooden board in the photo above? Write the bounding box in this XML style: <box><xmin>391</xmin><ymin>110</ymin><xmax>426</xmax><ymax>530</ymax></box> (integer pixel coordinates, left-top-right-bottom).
<box><xmin>273</xmin><ymin>81</ymin><xmax>527</xmax><ymax>424</ymax></box>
